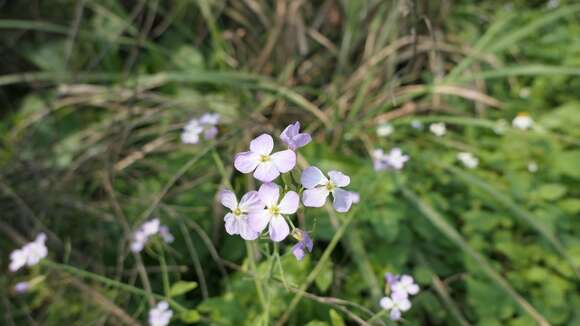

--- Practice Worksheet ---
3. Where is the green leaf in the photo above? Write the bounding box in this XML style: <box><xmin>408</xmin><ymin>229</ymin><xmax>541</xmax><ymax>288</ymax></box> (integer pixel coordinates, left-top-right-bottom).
<box><xmin>537</xmin><ymin>184</ymin><xmax>567</xmax><ymax>201</ymax></box>
<box><xmin>329</xmin><ymin>309</ymin><xmax>345</xmax><ymax>326</ymax></box>
<box><xmin>180</xmin><ymin>309</ymin><xmax>201</xmax><ymax>324</ymax></box>
<box><xmin>169</xmin><ymin>281</ymin><xmax>198</xmax><ymax>297</ymax></box>
<box><xmin>554</xmin><ymin>151</ymin><xmax>580</xmax><ymax>178</ymax></box>
<box><xmin>314</xmin><ymin>262</ymin><xmax>333</xmax><ymax>293</ymax></box>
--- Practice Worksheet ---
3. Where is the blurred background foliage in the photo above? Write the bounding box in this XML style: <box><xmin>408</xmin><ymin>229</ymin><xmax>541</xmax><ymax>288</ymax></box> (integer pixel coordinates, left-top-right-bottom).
<box><xmin>1</xmin><ymin>0</ymin><xmax>579</xmax><ymax>325</ymax></box>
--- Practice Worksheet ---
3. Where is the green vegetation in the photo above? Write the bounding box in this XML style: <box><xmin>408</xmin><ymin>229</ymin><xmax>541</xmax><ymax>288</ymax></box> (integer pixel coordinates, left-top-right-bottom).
<box><xmin>1</xmin><ymin>0</ymin><xmax>579</xmax><ymax>325</ymax></box>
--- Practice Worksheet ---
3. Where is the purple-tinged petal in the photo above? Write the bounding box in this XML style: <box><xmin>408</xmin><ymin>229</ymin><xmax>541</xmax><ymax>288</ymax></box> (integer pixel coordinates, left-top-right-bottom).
<box><xmin>234</xmin><ymin>151</ymin><xmax>260</xmax><ymax>173</ymax></box>
<box><xmin>302</xmin><ymin>187</ymin><xmax>329</xmax><ymax>207</ymax></box>
<box><xmin>270</xmin><ymin>150</ymin><xmax>296</xmax><ymax>173</ymax></box>
<box><xmin>292</xmin><ymin>133</ymin><xmax>311</xmax><ymax>149</ymax></box>
<box><xmin>239</xmin><ymin>220</ymin><xmax>259</xmax><ymax>240</ymax></box>
<box><xmin>258</xmin><ymin>183</ymin><xmax>280</xmax><ymax>207</ymax></box>
<box><xmin>278</xmin><ymin>191</ymin><xmax>299</xmax><ymax>214</ymax></box>
<box><xmin>301</xmin><ymin>166</ymin><xmax>327</xmax><ymax>189</ymax></box>
<box><xmin>328</xmin><ymin>170</ymin><xmax>350</xmax><ymax>187</ymax></box>
<box><xmin>380</xmin><ymin>297</ymin><xmax>394</xmax><ymax>310</ymax></box>
<box><xmin>219</xmin><ymin>189</ymin><xmax>238</xmax><ymax>211</ymax></box>
<box><xmin>281</xmin><ymin>122</ymin><xmax>299</xmax><ymax>141</ymax></box>
<box><xmin>224</xmin><ymin>213</ymin><xmax>239</xmax><ymax>235</ymax></box>
<box><xmin>238</xmin><ymin>190</ymin><xmax>264</xmax><ymax>212</ymax></box>
<box><xmin>292</xmin><ymin>243</ymin><xmax>306</xmax><ymax>260</ymax></box>
<box><xmin>389</xmin><ymin>309</ymin><xmax>402</xmax><ymax>321</ymax></box>
<box><xmin>204</xmin><ymin>126</ymin><xmax>218</xmax><ymax>140</ymax></box>
<box><xmin>303</xmin><ymin>232</ymin><xmax>314</xmax><ymax>252</ymax></box>
<box><xmin>269</xmin><ymin>216</ymin><xmax>289</xmax><ymax>242</ymax></box>
<box><xmin>253</xmin><ymin>162</ymin><xmax>280</xmax><ymax>182</ymax></box>
<box><xmin>332</xmin><ymin>188</ymin><xmax>353</xmax><ymax>213</ymax></box>
<box><xmin>181</xmin><ymin>131</ymin><xmax>200</xmax><ymax>144</ymax></box>
<box><xmin>249</xmin><ymin>133</ymin><xmax>273</xmax><ymax>155</ymax></box>
<box><xmin>247</xmin><ymin>209</ymin><xmax>270</xmax><ymax>233</ymax></box>
<box><xmin>349</xmin><ymin>191</ymin><xmax>360</xmax><ymax>204</ymax></box>
<box><xmin>407</xmin><ymin>284</ymin><xmax>420</xmax><ymax>295</ymax></box>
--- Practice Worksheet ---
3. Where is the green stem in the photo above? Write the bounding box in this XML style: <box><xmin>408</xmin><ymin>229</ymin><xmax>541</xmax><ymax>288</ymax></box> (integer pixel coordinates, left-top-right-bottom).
<box><xmin>246</xmin><ymin>241</ymin><xmax>269</xmax><ymax>325</ymax></box>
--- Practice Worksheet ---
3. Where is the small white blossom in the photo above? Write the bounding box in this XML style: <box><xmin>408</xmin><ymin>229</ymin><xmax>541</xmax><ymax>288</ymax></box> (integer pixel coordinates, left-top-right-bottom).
<box><xmin>130</xmin><ymin>219</ymin><xmax>173</xmax><ymax>253</ymax></box>
<box><xmin>376</xmin><ymin>123</ymin><xmax>394</xmax><ymax>137</ymax></box>
<box><xmin>373</xmin><ymin>148</ymin><xmax>410</xmax><ymax>171</ymax></box>
<box><xmin>181</xmin><ymin>112</ymin><xmax>221</xmax><ymax>144</ymax></box>
<box><xmin>429</xmin><ymin>123</ymin><xmax>446</xmax><ymax>136</ymax></box>
<box><xmin>380</xmin><ymin>291</ymin><xmax>412</xmax><ymax>321</ymax></box>
<box><xmin>391</xmin><ymin>275</ymin><xmax>420</xmax><ymax>297</ymax></box>
<box><xmin>528</xmin><ymin>162</ymin><xmax>538</xmax><ymax>173</ymax></box>
<box><xmin>519</xmin><ymin>88</ymin><xmax>531</xmax><ymax>98</ymax></box>
<box><xmin>512</xmin><ymin>113</ymin><xmax>534</xmax><ymax>130</ymax></box>
<box><xmin>148</xmin><ymin>301</ymin><xmax>173</xmax><ymax>326</ymax></box>
<box><xmin>9</xmin><ymin>233</ymin><xmax>48</xmax><ymax>272</ymax></box>
<box><xmin>457</xmin><ymin>152</ymin><xmax>479</xmax><ymax>169</ymax></box>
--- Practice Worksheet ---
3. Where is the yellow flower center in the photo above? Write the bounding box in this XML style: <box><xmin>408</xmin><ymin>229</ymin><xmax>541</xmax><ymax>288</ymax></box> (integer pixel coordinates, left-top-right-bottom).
<box><xmin>325</xmin><ymin>181</ymin><xmax>335</xmax><ymax>191</ymax></box>
<box><xmin>269</xmin><ymin>206</ymin><xmax>280</xmax><ymax>215</ymax></box>
<box><xmin>233</xmin><ymin>207</ymin><xmax>242</xmax><ymax>217</ymax></box>
<box><xmin>260</xmin><ymin>155</ymin><xmax>271</xmax><ymax>162</ymax></box>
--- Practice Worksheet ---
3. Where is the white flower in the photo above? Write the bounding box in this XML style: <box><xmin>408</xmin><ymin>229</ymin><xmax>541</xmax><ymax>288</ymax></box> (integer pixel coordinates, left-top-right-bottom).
<box><xmin>181</xmin><ymin>113</ymin><xmax>221</xmax><ymax>144</ymax></box>
<box><xmin>528</xmin><ymin>162</ymin><xmax>538</xmax><ymax>173</ymax></box>
<box><xmin>376</xmin><ymin>123</ymin><xmax>394</xmax><ymax>137</ymax></box>
<box><xmin>9</xmin><ymin>233</ymin><xmax>48</xmax><ymax>272</ymax></box>
<box><xmin>391</xmin><ymin>275</ymin><xmax>420</xmax><ymax>297</ymax></box>
<box><xmin>512</xmin><ymin>113</ymin><xmax>534</xmax><ymax>130</ymax></box>
<box><xmin>380</xmin><ymin>291</ymin><xmax>412</xmax><ymax>321</ymax></box>
<box><xmin>373</xmin><ymin>148</ymin><xmax>410</xmax><ymax>171</ymax></box>
<box><xmin>457</xmin><ymin>152</ymin><xmax>479</xmax><ymax>169</ymax></box>
<box><xmin>429</xmin><ymin>123</ymin><xmax>446</xmax><ymax>136</ymax></box>
<box><xmin>181</xmin><ymin>119</ymin><xmax>204</xmax><ymax>144</ymax></box>
<box><xmin>130</xmin><ymin>219</ymin><xmax>173</xmax><ymax>253</ymax></box>
<box><xmin>148</xmin><ymin>301</ymin><xmax>173</xmax><ymax>326</ymax></box>
<box><xmin>199</xmin><ymin>112</ymin><xmax>220</xmax><ymax>126</ymax></box>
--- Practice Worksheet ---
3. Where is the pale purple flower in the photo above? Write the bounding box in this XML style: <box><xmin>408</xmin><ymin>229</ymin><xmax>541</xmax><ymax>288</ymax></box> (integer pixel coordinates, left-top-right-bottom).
<box><xmin>301</xmin><ymin>167</ymin><xmax>353</xmax><ymax>213</ymax></box>
<box><xmin>204</xmin><ymin>126</ymin><xmax>218</xmax><ymax>140</ymax></box>
<box><xmin>349</xmin><ymin>191</ymin><xmax>360</xmax><ymax>204</ymax></box>
<box><xmin>247</xmin><ymin>183</ymin><xmax>299</xmax><ymax>242</ymax></box>
<box><xmin>130</xmin><ymin>219</ymin><xmax>173</xmax><ymax>253</ymax></box>
<box><xmin>380</xmin><ymin>291</ymin><xmax>412</xmax><ymax>321</ymax></box>
<box><xmin>181</xmin><ymin>119</ymin><xmax>204</xmax><ymax>144</ymax></box>
<box><xmin>148</xmin><ymin>301</ymin><xmax>173</xmax><ymax>326</ymax></box>
<box><xmin>280</xmin><ymin>121</ymin><xmax>312</xmax><ymax>151</ymax></box>
<box><xmin>220</xmin><ymin>189</ymin><xmax>264</xmax><ymax>240</ymax></box>
<box><xmin>385</xmin><ymin>272</ymin><xmax>399</xmax><ymax>287</ymax></box>
<box><xmin>373</xmin><ymin>148</ymin><xmax>409</xmax><ymax>171</ymax></box>
<box><xmin>9</xmin><ymin>233</ymin><xmax>48</xmax><ymax>272</ymax></box>
<box><xmin>199</xmin><ymin>112</ymin><xmax>220</xmax><ymax>126</ymax></box>
<box><xmin>14</xmin><ymin>281</ymin><xmax>30</xmax><ymax>294</ymax></box>
<box><xmin>391</xmin><ymin>275</ymin><xmax>420</xmax><ymax>297</ymax></box>
<box><xmin>291</xmin><ymin>229</ymin><xmax>313</xmax><ymax>261</ymax></box>
<box><xmin>182</xmin><ymin>113</ymin><xmax>220</xmax><ymax>144</ymax></box>
<box><xmin>234</xmin><ymin>134</ymin><xmax>296</xmax><ymax>182</ymax></box>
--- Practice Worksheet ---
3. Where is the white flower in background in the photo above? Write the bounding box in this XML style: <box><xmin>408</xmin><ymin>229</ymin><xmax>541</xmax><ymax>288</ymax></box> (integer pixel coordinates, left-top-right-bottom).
<box><xmin>512</xmin><ymin>113</ymin><xmax>534</xmax><ymax>130</ymax></box>
<box><xmin>9</xmin><ymin>233</ymin><xmax>48</xmax><ymax>272</ymax></box>
<box><xmin>528</xmin><ymin>162</ymin><xmax>538</xmax><ymax>173</ymax></box>
<box><xmin>376</xmin><ymin>123</ymin><xmax>394</xmax><ymax>137</ymax></box>
<box><xmin>493</xmin><ymin>119</ymin><xmax>508</xmax><ymax>135</ymax></box>
<box><xmin>429</xmin><ymin>123</ymin><xmax>446</xmax><ymax>136</ymax></box>
<box><xmin>547</xmin><ymin>0</ymin><xmax>559</xmax><ymax>9</ymax></box>
<box><xmin>411</xmin><ymin>120</ymin><xmax>423</xmax><ymax>130</ymax></box>
<box><xmin>380</xmin><ymin>291</ymin><xmax>412</xmax><ymax>321</ymax></box>
<box><xmin>148</xmin><ymin>301</ymin><xmax>173</xmax><ymax>326</ymax></box>
<box><xmin>457</xmin><ymin>152</ymin><xmax>479</xmax><ymax>169</ymax></box>
<box><xmin>391</xmin><ymin>275</ymin><xmax>420</xmax><ymax>298</ymax></box>
<box><xmin>181</xmin><ymin>112</ymin><xmax>221</xmax><ymax>144</ymax></box>
<box><xmin>518</xmin><ymin>88</ymin><xmax>531</xmax><ymax>98</ymax></box>
<box><xmin>373</xmin><ymin>148</ymin><xmax>410</xmax><ymax>171</ymax></box>
<box><xmin>130</xmin><ymin>218</ymin><xmax>174</xmax><ymax>253</ymax></box>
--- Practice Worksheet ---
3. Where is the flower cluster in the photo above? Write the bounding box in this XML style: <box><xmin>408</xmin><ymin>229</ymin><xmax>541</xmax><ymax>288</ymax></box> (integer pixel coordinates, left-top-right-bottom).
<box><xmin>372</xmin><ymin>148</ymin><xmax>410</xmax><ymax>171</ymax></box>
<box><xmin>148</xmin><ymin>301</ymin><xmax>173</xmax><ymax>326</ymax></box>
<box><xmin>380</xmin><ymin>273</ymin><xmax>420</xmax><ymax>321</ymax></box>
<box><xmin>181</xmin><ymin>112</ymin><xmax>220</xmax><ymax>144</ymax></box>
<box><xmin>457</xmin><ymin>152</ymin><xmax>479</xmax><ymax>169</ymax></box>
<box><xmin>221</xmin><ymin>122</ymin><xmax>355</xmax><ymax>260</ymax></box>
<box><xmin>130</xmin><ymin>218</ymin><xmax>174</xmax><ymax>253</ymax></box>
<box><xmin>9</xmin><ymin>233</ymin><xmax>48</xmax><ymax>272</ymax></box>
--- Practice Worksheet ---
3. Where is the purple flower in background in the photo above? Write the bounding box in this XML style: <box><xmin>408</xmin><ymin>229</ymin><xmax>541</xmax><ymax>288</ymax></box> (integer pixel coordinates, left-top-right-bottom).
<box><xmin>220</xmin><ymin>189</ymin><xmax>264</xmax><ymax>240</ymax></box>
<box><xmin>291</xmin><ymin>229</ymin><xmax>314</xmax><ymax>261</ymax></box>
<box><xmin>280</xmin><ymin>121</ymin><xmax>312</xmax><ymax>150</ymax></box>
<box><xmin>391</xmin><ymin>275</ymin><xmax>420</xmax><ymax>297</ymax></box>
<box><xmin>9</xmin><ymin>233</ymin><xmax>48</xmax><ymax>272</ymax></box>
<box><xmin>181</xmin><ymin>119</ymin><xmax>204</xmax><ymax>144</ymax></box>
<box><xmin>234</xmin><ymin>134</ymin><xmax>296</xmax><ymax>182</ymax></box>
<box><xmin>181</xmin><ymin>112</ymin><xmax>220</xmax><ymax>144</ymax></box>
<box><xmin>130</xmin><ymin>218</ymin><xmax>173</xmax><ymax>253</ymax></box>
<box><xmin>199</xmin><ymin>112</ymin><xmax>220</xmax><ymax>126</ymax></box>
<box><xmin>148</xmin><ymin>301</ymin><xmax>173</xmax><ymax>326</ymax></box>
<box><xmin>14</xmin><ymin>281</ymin><xmax>30</xmax><ymax>294</ymax></box>
<box><xmin>248</xmin><ymin>183</ymin><xmax>299</xmax><ymax>242</ymax></box>
<box><xmin>301</xmin><ymin>166</ymin><xmax>353</xmax><ymax>213</ymax></box>
<box><xmin>373</xmin><ymin>148</ymin><xmax>409</xmax><ymax>171</ymax></box>
<box><xmin>380</xmin><ymin>291</ymin><xmax>412</xmax><ymax>321</ymax></box>
<box><xmin>385</xmin><ymin>272</ymin><xmax>399</xmax><ymax>288</ymax></box>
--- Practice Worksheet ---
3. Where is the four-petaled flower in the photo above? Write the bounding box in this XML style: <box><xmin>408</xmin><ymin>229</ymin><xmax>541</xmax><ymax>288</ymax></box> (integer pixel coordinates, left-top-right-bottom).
<box><xmin>380</xmin><ymin>291</ymin><xmax>412</xmax><ymax>321</ymax></box>
<box><xmin>248</xmin><ymin>183</ymin><xmax>299</xmax><ymax>242</ymax></box>
<box><xmin>301</xmin><ymin>166</ymin><xmax>353</xmax><ymax>213</ymax></box>
<box><xmin>234</xmin><ymin>134</ymin><xmax>296</xmax><ymax>182</ymax></box>
<box><xmin>291</xmin><ymin>229</ymin><xmax>314</xmax><ymax>261</ymax></box>
<box><xmin>280</xmin><ymin>121</ymin><xmax>312</xmax><ymax>151</ymax></box>
<box><xmin>181</xmin><ymin>112</ymin><xmax>220</xmax><ymax>144</ymax></box>
<box><xmin>9</xmin><ymin>233</ymin><xmax>48</xmax><ymax>272</ymax></box>
<box><xmin>391</xmin><ymin>274</ymin><xmax>420</xmax><ymax>297</ymax></box>
<box><xmin>148</xmin><ymin>301</ymin><xmax>173</xmax><ymax>326</ymax></box>
<box><xmin>220</xmin><ymin>189</ymin><xmax>264</xmax><ymax>240</ymax></box>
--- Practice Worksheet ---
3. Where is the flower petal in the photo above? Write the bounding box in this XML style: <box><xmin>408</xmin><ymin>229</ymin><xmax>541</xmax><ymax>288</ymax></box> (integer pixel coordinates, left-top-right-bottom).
<box><xmin>281</xmin><ymin>122</ymin><xmax>299</xmax><ymax>140</ymax></box>
<box><xmin>250</xmin><ymin>133</ymin><xmax>273</xmax><ymax>155</ymax></box>
<box><xmin>293</xmin><ymin>133</ymin><xmax>312</xmax><ymax>148</ymax></box>
<box><xmin>270</xmin><ymin>150</ymin><xmax>296</xmax><ymax>173</ymax></box>
<box><xmin>407</xmin><ymin>284</ymin><xmax>420</xmax><ymax>295</ymax></box>
<box><xmin>328</xmin><ymin>170</ymin><xmax>350</xmax><ymax>187</ymax></box>
<box><xmin>224</xmin><ymin>213</ymin><xmax>239</xmax><ymax>235</ymax></box>
<box><xmin>247</xmin><ymin>209</ymin><xmax>270</xmax><ymax>233</ymax></box>
<box><xmin>239</xmin><ymin>220</ymin><xmax>259</xmax><ymax>240</ymax></box>
<box><xmin>234</xmin><ymin>151</ymin><xmax>260</xmax><ymax>173</ymax></box>
<box><xmin>380</xmin><ymin>297</ymin><xmax>394</xmax><ymax>310</ymax></box>
<box><xmin>332</xmin><ymin>188</ymin><xmax>353</xmax><ymax>213</ymax></box>
<box><xmin>219</xmin><ymin>189</ymin><xmax>238</xmax><ymax>211</ymax></box>
<box><xmin>389</xmin><ymin>309</ymin><xmax>402</xmax><ymax>321</ymax></box>
<box><xmin>258</xmin><ymin>182</ymin><xmax>280</xmax><ymax>207</ymax></box>
<box><xmin>269</xmin><ymin>216</ymin><xmax>289</xmax><ymax>242</ymax></box>
<box><xmin>239</xmin><ymin>190</ymin><xmax>264</xmax><ymax>212</ymax></box>
<box><xmin>300</xmin><ymin>166</ymin><xmax>327</xmax><ymax>189</ymax></box>
<box><xmin>253</xmin><ymin>162</ymin><xmax>280</xmax><ymax>182</ymax></box>
<box><xmin>278</xmin><ymin>191</ymin><xmax>299</xmax><ymax>214</ymax></box>
<box><xmin>398</xmin><ymin>298</ymin><xmax>412</xmax><ymax>312</ymax></box>
<box><xmin>302</xmin><ymin>187</ymin><xmax>329</xmax><ymax>207</ymax></box>
<box><xmin>292</xmin><ymin>243</ymin><xmax>306</xmax><ymax>261</ymax></box>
